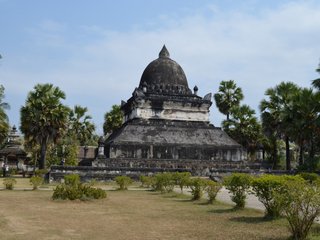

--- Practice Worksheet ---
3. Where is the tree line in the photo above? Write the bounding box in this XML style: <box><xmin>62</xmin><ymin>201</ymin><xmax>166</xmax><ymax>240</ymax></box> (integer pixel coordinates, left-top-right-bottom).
<box><xmin>0</xmin><ymin>61</ymin><xmax>319</xmax><ymax>170</ymax></box>
<box><xmin>214</xmin><ymin>64</ymin><xmax>320</xmax><ymax>171</ymax></box>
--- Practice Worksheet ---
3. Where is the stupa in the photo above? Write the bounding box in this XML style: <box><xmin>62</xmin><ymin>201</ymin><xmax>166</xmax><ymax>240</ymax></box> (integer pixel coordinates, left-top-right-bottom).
<box><xmin>103</xmin><ymin>46</ymin><xmax>243</xmax><ymax>162</ymax></box>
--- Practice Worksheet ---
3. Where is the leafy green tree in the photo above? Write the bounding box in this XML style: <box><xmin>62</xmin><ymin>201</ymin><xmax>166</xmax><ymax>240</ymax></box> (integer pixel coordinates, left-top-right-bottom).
<box><xmin>291</xmin><ymin>88</ymin><xmax>320</xmax><ymax>166</ymax></box>
<box><xmin>173</xmin><ymin>172</ymin><xmax>191</xmax><ymax>193</ymax></box>
<box><xmin>69</xmin><ymin>105</ymin><xmax>95</xmax><ymax>146</ymax></box>
<box><xmin>223</xmin><ymin>105</ymin><xmax>262</xmax><ymax>159</ymax></box>
<box><xmin>103</xmin><ymin>105</ymin><xmax>123</xmax><ymax>135</ymax></box>
<box><xmin>214</xmin><ymin>80</ymin><xmax>244</xmax><ymax>121</ymax></box>
<box><xmin>260</xmin><ymin>82</ymin><xmax>299</xmax><ymax>170</ymax></box>
<box><xmin>20</xmin><ymin>84</ymin><xmax>70</xmax><ymax>169</ymax></box>
<box><xmin>0</xmin><ymin>85</ymin><xmax>10</xmax><ymax>144</ymax></box>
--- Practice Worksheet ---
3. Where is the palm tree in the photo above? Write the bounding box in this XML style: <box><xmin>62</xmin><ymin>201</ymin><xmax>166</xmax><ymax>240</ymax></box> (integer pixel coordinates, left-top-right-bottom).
<box><xmin>222</xmin><ymin>105</ymin><xmax>261</xmax><ymax>159</ymax></box>
<box><xmin>291</xmin><ymin>88</ymin><xmax>320</xmax><ymax>166</ymax></box>
<box><xmin>260</xmin><ymin>82</ymin><xmax>299</xmax><ymax>170</ymax></box>
<box><xmin>214</xmin><ymin>80</ymin><xmax>244</xmax><ymax>121</ymax></box>
<box><xmin>103</xmin><ymin>105</ymin><xmax>123</xmax><ymax>135</ymax></box>
<box><xmin>311</xmin><ymin>63</ymin><xmax>320</xmax><ymax>90</ymax></box>
<box><xmin>20</xmin><ymin>84</ymin><xmax>70</xmax><ymax>169</ymax></box>
<box><xmin>69</xmin><ymin>105</ymin><xmax>96</xmax><ymax>145</ymax></box>
<box><xmin>0</xmin><ymin>85</ymin><xmax>10</xmax><ymax>144</ymax></box>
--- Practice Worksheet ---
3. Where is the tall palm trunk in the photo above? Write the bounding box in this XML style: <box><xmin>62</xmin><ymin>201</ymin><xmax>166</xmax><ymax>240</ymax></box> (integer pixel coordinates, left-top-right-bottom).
<box><xmin>299</xmin><ymin>142</ymin><xmax>304</xmax><ymax>166</ymax></box>
<box><xmin>39</xmin><ymin>139</ymin><xmax>48</xmax><ymax>169</ymax></box>
<box><xmin>285</xmin><ymin>136</ymin><xmax>291</xmax><ymax>171</ymax></box>
<box><xmin>272</xmin><ymin>138</ymin><xmax>278</xmax><ymax>169</ymax></box>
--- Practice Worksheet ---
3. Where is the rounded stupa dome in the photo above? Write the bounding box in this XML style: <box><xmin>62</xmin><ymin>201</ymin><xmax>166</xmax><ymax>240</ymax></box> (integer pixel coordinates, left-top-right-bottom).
<box><xmin>139</xmin><ymin>45</ymin><xmax>192</xmax><ymax>95</ymax></box>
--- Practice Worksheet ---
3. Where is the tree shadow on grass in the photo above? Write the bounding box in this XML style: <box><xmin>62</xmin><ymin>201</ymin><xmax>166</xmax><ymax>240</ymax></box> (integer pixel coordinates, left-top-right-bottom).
<box><xmin>229</xmin><ymin>216</ymin><xmax>272</xmax><ymax>224</ymax></box>
<box><xmin>208</xmin><ymin>208</ymin><xmax>237</xmax><ymax>214</ymax></box>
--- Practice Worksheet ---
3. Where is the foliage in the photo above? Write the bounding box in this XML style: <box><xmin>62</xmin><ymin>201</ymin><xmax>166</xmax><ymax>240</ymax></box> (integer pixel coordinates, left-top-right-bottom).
<box><xmin>3</xmin><ymin>178</ymin><xmax>17</xmax><ymax>190</ymax></box>
<box><xmin>20</xmin><ymin>83</ymin><xmax>70</xmax><ymax>169</ymax></box>
<box><xmin>298</xmin><ymin>172</ymin><xmax>319</xmax><ymax>184</ymax></box>
<box><xmin>139</xmin><ymin>175</ymin><xmax>152</xmax><ymax>188</ymax></box>
<box><xmin>275</xmin><ymin>179</ymin><xmax>320</xmax><ymax>240</ymax></box>
<box><xmin>251</xmin><ymin>174</ymin><xmax>287</xmax><ymax>218</ymax></box>
<box><xmin>29</xmin><ymin>176</ymin><xmax>44</xmax><ymax>190</ymax></box>
<box><xmin>103</xmin><ymin>105</ymin><xmax>123</xmax><ymax>135</ymax></box>
<box><xmin>223</xmin><ymin>173</ymin><xmax>252</xmax><ymax>209</ymax></box>
<box><xmin>223</xmin><ymin>105</ymin><xmax>262</xmax><ymax>159</ymax></box>
<box><xmin>52</xmin><ymin>174</ymin><xmax>106</xmax><ymax>200</ymax></box>
<box><xmin>260</xmin><ymin>82</ymin><xmax>301</xmax><ymax>170</ymax></box>
<box><xmin>69</xmin><ymin>105</ymin><xmax>96</xmax><ymax>146</ymax></box>
<box><xmin>151</xmin><ymin>172</ymin><xmax>175</xmax><ymax>193</ymax></box>
<box><xmin>188</xmin><ymin>178</ymin><xmax>207</xmax><ymax>200</ymax></box>
<box><xmin>172</xmin><ymin>172</ymin><xmax>191</xmax><ymax>193</ymax></box>
<box><xmin>214</xmin><ymin>80</ymin><xmax>244</xmax><ymax>121</ymax></box>
<box><xmin>115</xmin><ymin>176</ymin><xmax>133</xmax><ymax>190</ymax></box>
<box><xmin>205</xmin><ymin>180</ymin><xmax>222</xmax><ymax>204</ymax></box>
<box><xmin>0</xmin><ymin>85</ymin><xmax>10</xmax><ymax>145</ymax></box>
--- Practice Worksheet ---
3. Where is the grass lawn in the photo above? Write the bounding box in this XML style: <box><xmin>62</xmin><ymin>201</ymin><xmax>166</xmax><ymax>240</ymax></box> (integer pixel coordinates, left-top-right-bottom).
<box><xmin>0</xmin><ymin>183</ymin><xmax>319</xmax><ymax>239</ymax></box>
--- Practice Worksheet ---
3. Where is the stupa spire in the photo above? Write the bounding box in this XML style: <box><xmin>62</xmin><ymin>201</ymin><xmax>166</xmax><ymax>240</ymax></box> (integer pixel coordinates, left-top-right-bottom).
<box><xmin>159</xmin><ymin>45</ymin><xmax>170</xmax><ymax>58</ymax></box>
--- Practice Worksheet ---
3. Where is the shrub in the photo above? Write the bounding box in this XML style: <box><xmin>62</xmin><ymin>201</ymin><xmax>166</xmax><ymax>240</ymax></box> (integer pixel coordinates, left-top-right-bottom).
<box><xmin>298</xmin><ymin>172</ymin><xmax>319</xmax><ymax>184</ymax></box>
<box><xmin>35</xmin><ymin>169</ymin><xmax>48</xmax><ymax>176</ymax></box>
<box><xmin>205</xmin><ymin>180</ymin><xmax>222</xmax><ymax>204</ymax></box>
<box><xmin>251</xmin><ymin>174</ymin><xmax>287</xmax><ymax>218</ymax></box>
<box><xmin>188</xmin><ymin>178</ymin><xmax>207</xmax><ymax>200</ymax></box>
<box><xmin>275</xmin><ymin>179</ymin><xmax>320</xmax><ymax>240</ymax></box>
<box><xmin>64</xmin><ymin>174</ymin><xmax>80</xmax><ymax>186</ymax></box>
<box><xmin>173</xmin><ymin>172</ymin><xmax>191</xmax><ymax>193</ymax></box>
<box><xmin>223</xmin><ymin>173</ymin><xmax>252</xmax><ymax>209</ymax></box>
<box><xmin>151</xmin><ymin>173</ymin><xmax>175</xmax><ymax>193</ymax></box>
<box><xmin>139</xmin><ymin>175</ymin><xmax>152</xmax><ymax>188</ymax></box>
<box><xmin>52</xmin><ymin>174</ymin><xmax>106</xmax><ymax>200</ymax></box>
<box><xmin>3</xmin><ymin>178</ymin><xmax>17</xmax><ymax>190</ymax></box>
<box><xmin>29</xmin><ymin>176</ymin><xmax>44</xmax><ymax>190</ymax></box>
<box><xmin>114</xmin><ymin>176</ymin><xmax>133</xmax><ymax>190</ymax></box>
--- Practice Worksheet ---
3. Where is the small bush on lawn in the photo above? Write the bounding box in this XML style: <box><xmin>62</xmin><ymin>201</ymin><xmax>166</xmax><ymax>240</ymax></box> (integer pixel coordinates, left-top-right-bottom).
<box><xmin>251</xmin><ymin>174</ymin><xmax>288</xmax><ymax>219</ymax></box>
<box><xmin>223</xmin><ymin>173</ymin><xmax>252</xmax><ymax>209</ymax></box>
<box><xmin>173</xmin><ymin>172</ymin><xmax>191</xmax><ymax>193</ymax></box>
<box><xmin>275</xmin><ymin>179</ymin><xmax>320</xmax><ymax>240</ymax></box>
<box><xmin>3</xmin><ymin>178</ymin><xmax>17</xmax><ymax>190</ymax></box>
<box><xmin>151</xmin><ymin>173</ymin><xmax>175</xmax><ymax>193</ymax></box>
<box><xmin>298</xmin><ymin>172</ymin><xmax>319</xmax><ymax>184</ymax></box>
<box><xmin>115</xmin><ymin>176</ymin><xmax>133</xmax><ymax>190</ymax></box>
<box><xmin>52</xmin><ymin>174</ymin><xmax>106</xmax><ymax>200</ymax></box>
<box><xmin>188</xmin><ymin>178</ymin><xmax>207</xmax><ymax>200</ymax></box>
<box><xmin>140</xmin><ymin>175</ymin><xmax>152</xmax><ymax>188</ymax></box>
<box><xmin>205</xmin><ymin>180</ymin><xmax>222</xmax><ymax>204</ymax></box>
<box><xmin>30</xmin><ymin>176</ymin><xmax>44</xmax><ymax>190</ymax></box>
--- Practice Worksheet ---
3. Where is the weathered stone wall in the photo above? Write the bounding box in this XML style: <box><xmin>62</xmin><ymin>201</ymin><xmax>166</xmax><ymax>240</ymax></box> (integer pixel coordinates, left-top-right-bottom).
<box><xmin>49</xmin><ymin>158</ymin><xmax>255</xmax><ymax>182</ymax></box>
<box><xmin>108</xmin><ymin>144</ymin><xmax>243</xmax><ymax>161</ymax></box>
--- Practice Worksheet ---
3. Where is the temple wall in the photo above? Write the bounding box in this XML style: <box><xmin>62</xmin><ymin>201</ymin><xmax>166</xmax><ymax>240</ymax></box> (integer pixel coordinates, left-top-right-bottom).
<box><xmin>107</xmin><ymin>144</ymin><xmax>243</xmax><ymax>161</ymax></box>
<box><xmin>125</xmin><ymin>100</ymin><xmax>210</xmax><ymax>122</ymax></box>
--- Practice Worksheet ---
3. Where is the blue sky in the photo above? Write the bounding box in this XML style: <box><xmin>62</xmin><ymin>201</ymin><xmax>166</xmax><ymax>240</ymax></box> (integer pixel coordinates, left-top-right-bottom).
<box><xmin>1</xmin><ymin>0</ymin><xmax>320</xmax><ymax>135</ymax></box>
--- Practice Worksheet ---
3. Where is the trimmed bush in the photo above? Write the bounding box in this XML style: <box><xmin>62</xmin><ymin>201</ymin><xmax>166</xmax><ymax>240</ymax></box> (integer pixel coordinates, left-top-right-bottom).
<box><xmin>188</xmin><ymin>178</ymin><xmax>207</xmax><ymax>200</ymax></box>
<box><xmin>173</xmin><ymin>172</ymin><xmax>191</xmax><ymax>193</ymax></box>
<box><xmin>205</xmin><ymin>180</ymin><xmax>222</xmax><ymax>204</ymax></box>
<box><xmin>140</xmin><ymin>175</ymin><xmax>152</xmax><ymax>188</ymax></box>
<box><xmin>3</xmin><ymin>178</ymin><xmax>17</xmax><ymax>190</ymax></box>
<box><xmin>30</xmin><ymin>176</ymin><xmax>44</xmax><ymax>190</ymax></box>
<box><xmin>115</xmin><ymin>176</ymin><xmax>133</xmax><ymax>190</ymax></box>
<box><xmin>298</xmin><ymin>172</ymin><xmax>319</xmax><ymax>184</ymax></box>
<box><xmin>251</xmin><ymin>174</ymin><xmax>287</xmax><ymax>218</ymax></box>
<box><xmin>52</xmin><ymin>174</ymin><xmax>106</xmax><ymax>200</ymax></box>
<box><xmin>275</xmin><ymin>179</ymin><xmax>320</xmax><ymax>240</ymax></box>
<box><xmin>223</xmin><ymin>173</ymin><xmax>252</xmax><ymax>209</ymax></box>
<box><xmin>151</xmin><ymin>173</ymin><xmax>175</xmax><ymax>193</ymax></box>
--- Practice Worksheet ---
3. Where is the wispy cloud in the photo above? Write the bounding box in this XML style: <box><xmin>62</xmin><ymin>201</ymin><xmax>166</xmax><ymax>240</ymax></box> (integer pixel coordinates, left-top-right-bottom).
<box><xmin>2</xmin><ymin>1</ymin><xmax>320</xmax><ymax>133</ymax></box>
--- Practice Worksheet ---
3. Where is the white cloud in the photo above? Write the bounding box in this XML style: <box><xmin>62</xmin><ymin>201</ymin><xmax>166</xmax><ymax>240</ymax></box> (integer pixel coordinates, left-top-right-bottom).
<box><xmin>3</xmin><ymin>1</ymin><xmax>320</xmax><ymax>133</ymax></box>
